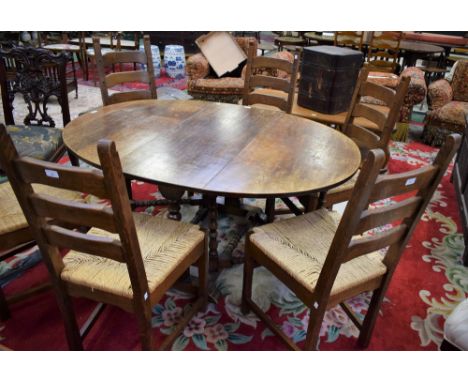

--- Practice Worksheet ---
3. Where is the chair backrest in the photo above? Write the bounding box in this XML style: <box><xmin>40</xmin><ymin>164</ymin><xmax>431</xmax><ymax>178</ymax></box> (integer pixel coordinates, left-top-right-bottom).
<box><xmin>242</xmin><ymin>42</ymin><xmax>299</xmax><ymax>113</ymax></box>
<box><xmin>451</xmin><ymin>59</ymin><xmax>468</xmax><ymax>102</ymax></box>
<box><xmin>0</xmin><ymin>46</ymin><xmax>71</xmax><ymax>127</ymax></box>
<box><xmin>93</xmin><ymin>35</ymin><xmax>157</xmax><ymax>106</ymax></box>
<box><xmin>342</xmin><ymin>68</ymin><xmax>410</xmax><ymax>164</ymax></box>
<box><xmin>366</xmin><ymin>31</ymin><xmax>402</xmax><ymax>73</ymax></box>
<box><xmin>0</xmin><ymin>123</ymin><xmax>151</xmax><ymax>302</ymax></box>
<box><xmin>314</xmin><ymin>134</ymin><xmax>461</xmax><ymax>306</ymax></box>
<box><xmin>334</xmin><ymin>31</ymin><xmax>364</xmax><ymax>51</ymax></box>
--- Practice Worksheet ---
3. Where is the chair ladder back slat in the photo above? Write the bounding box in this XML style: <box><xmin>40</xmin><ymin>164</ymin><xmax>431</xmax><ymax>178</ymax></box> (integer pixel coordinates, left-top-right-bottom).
<box><xmin>360</xmin><ymin>81</ymin><xmax>396</xmax><ymax>107</ymax></box>
<box><xmin>348</xmin><ymin>123</ymin><xmax>381</xmax><ymax>149</ymax></box>
<box><xmin>345</xmin><ymin>224</ymin><xmax>408</xmax><ymax>263</ymax></box>
<box><xmin>251</xmin><ymin>56</ymin><xmax>294</xmax><ymax>73</ymax></box>
<box><xmin>356</xmin><ymin>196</ymin><xmax>422</xmax><ymax>235</ymax></box>
<box><xmin>249</xmin><ymin>75</ymin><xmax>291</xmax><ymax>93</ymax></box>
<box><xmin>43</xmin><ymin>225</ymin><xmax>125</xmax><ymax>262</ymax></box>
<box><xmin>29</xmin><ymin>193</ymin><xmax>117</xmax><ymax>233</ymax></box>
<box><xmin>96</xmin><ymin>140</ymin><xmax>151</xmax><ymax>304</ymax></box>
<box><xmin>108</xmin><ymin>90</ymin><xmax>152</xmax><ymax>105</ymax></box>
<box><xmin>15</xmin><ymin>157</ymin><xmax>109</xmax><ymax>199</ymax></box>
<box><xmin>369</xmin><ymin>165</ymin><xmax>438</xmax><ymax>202</ymax></box>
<box><xmin>352</xmin><ymin>103</ymin><xmax>388</xmax><ymax>130</ymax></box>
<box><xmin>245</xmin><ymin>93</ymin><xmax>289</xmax><ymax>112</ymax></box>
<box><xmin>103</xmin><ymin>51</ymin><xmax>148</xmax><ymax>66</ymax></box>
<box><xmin>105</xmin><ymin>70</ymin><xmax>149</xmax><ymax>89</ymax></box>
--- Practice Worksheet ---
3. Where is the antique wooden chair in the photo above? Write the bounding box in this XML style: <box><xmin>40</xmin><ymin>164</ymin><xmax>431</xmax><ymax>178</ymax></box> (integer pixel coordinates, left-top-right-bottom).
<box><xmin>0</xmin><ymin>122</ymin><xmax>86</xmax><ymax>320</ymax></box>
<box><xmin>93</xmin><ymin>34</ymin><xmax>156</xmax><ymax>104</ymax></box>
<box><xmin>242</xmin><ymin>41</ymin><xmax>299</xmax><ymax>113</ymax></box>
<box><xmin>242</xmin><ymin>135</ymin><xmax>461</xmax><ymax>350</ymax></box>
<box><xmin>0</xmin><ymin>45</ymin><xmax>78</xmax><ymax>166</ymax></box>
<box><xmin>242</xmin><ymin>41</ymin><xmax>299</xmax><ymax>221</ymax></box>
<box><xmin>301</xmin><ymin>68</ymin><xmax>411</xmax><ymax>210</ymax></box>
<box><xmin>366</xmin><ymin>32</ymin><xmax>402</xmax><ymax>74</ymax></box>
<box><xmin>0</xmin><ymin>124</ymin><xmax>208</xmax><ymax>350</ymax></box>
<box><xmin>334</xmin><ymin>31</ymin><xmax>364</xmax><ymax>51</ymax></box>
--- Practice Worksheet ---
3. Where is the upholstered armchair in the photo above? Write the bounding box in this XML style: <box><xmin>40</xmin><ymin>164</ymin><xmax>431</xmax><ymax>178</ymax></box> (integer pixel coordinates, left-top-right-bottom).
<box><xmin>186</xmin><ymin>37</ymin><xmax>257</xmax><ymax>103</ymax></box>
<box><xmin>363</xmin><ymin>67</ymin><xmax>427</xmax><ymax>123</ymax></box>
<box><xmin>423</xmin><ymin>60</ymin><xmax>468</xmax><ymax>146</ymax></box>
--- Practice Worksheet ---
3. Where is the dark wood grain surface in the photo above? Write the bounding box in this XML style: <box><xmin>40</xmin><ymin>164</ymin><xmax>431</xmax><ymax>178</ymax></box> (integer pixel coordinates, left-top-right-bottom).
<box><xmin>63</xmin><ymin>100</ymin><xmax>361</xmax><ymax>198</ymax></box>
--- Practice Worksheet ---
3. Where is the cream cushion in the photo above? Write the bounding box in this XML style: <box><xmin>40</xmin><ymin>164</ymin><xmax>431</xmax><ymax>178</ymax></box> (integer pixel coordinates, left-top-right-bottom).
<box><xmin>250</xmin><ymin>209</ymin><xmax>387</xmax><ymax>298</ymax></box>
<box><xmin>444</xmin><ymin>298</ymin><xmax>468</xmax><ymax>350</ymax></box>
<box><xmin>0</xmin><ymin>182</ymin><xmax>85</xmax><ymax>237</ymax></box>
<box><xmin>61</xmin><ymin>213</ymin><xmax>204</xmax><ymax>299</ymax></box>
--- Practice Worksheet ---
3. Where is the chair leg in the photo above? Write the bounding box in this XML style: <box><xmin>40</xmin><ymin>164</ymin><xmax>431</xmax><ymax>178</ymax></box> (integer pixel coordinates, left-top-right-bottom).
<box><xmin>198</xmin><ymin>243</ymin><xmax>209</xmax><ymax>311</ymax></box>
<box><xmin>265</xmin><ymin>198</ymin><xmax>275</xmax><ymax>223</ymax></box>
<box><xmin>0</xmin><ymin>286</ymin><xmax>11</xmax><ymax>321</ymax></box>
<box><xmin>358</xmin><ymin>287</ymin><xmax>387</xmax><ymax>348</ymax></box>
<box><xmin>68</xmin><ymin>150</ymin><xmax>80</xmax><ymax>167</ymax></box>
<box><xmin>125</xmin><ymin>177</ymin><xmax>133</xmax><ymax>200</ymax></box>
<box><xmin>137</xmin><ymin>304</ymin><xmax>154</xmax><ymax>351</ymax></box>
<box><xmin>303</xmin><ymin>307</ymin><xmax>325</xmax><ymax>351</ymax></box>
<box><xmin>241</xmin><ymin>252</ymin><xmax>255</xmax><ymax>315</ymax></box>
<box><xmin>53</xmin><ymin>286</ymin><xmax>83</xmax><ymax>350</ymax></box>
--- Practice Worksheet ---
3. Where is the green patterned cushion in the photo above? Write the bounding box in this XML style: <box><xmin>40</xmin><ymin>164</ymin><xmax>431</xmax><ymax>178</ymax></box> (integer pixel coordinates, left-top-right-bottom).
<box><xmin>0</xmin><ymin>125</ymin><xmax>63</xmax><ymax>184</ymax></box>
<box><xmin>6</xmin><ymin>125</ymin><xmax>63</xmax><ymax>160</ymax></box>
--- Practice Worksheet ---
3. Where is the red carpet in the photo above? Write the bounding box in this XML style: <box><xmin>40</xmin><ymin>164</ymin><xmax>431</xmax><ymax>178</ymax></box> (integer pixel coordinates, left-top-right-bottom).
<box><xmin>1</xmin><ymin>140</ymin><xmax>467</xmax><ymax>350</ymax></box>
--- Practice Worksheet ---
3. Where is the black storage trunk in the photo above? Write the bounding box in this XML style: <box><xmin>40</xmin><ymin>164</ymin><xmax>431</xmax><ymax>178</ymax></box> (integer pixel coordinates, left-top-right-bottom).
<box><xmin>298</xmin><ymin>46</ymin><xmax>363</xmax><ymax>114</ymax></box>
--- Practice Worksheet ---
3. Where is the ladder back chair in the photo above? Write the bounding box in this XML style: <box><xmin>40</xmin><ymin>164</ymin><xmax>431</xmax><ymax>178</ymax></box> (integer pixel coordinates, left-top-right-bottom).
<box><xmin>242</xmin><ymin>41</ymin><xmax>299</xmax><ymax>221</ymax></box>
<box><xmin>242</xmin><ymin>41</ymin><xmax>299</xmax><ymax>113</ymax></box>
<box><xmin>93</xmin><ymin>34</ymin><xmax>157</xmax><ymax>106</ymax></box>
<box><xmin>242</xmin><ymin>135</ymin><xmax>461</xmax><ymax>350</ymax></box>
<box><xmin>305</xmin><ymin>68</ymin><xmax>411</xmax><ymax>210</ymax></box>
<box><xmin>366</xmin><ymin>31</ymin><xmax>402</xmax><ymax>74</ymax></box>
<box><xmin>0</xmin><ymin>124</ymin><xmax>208</xmax><ymax>350</ymax></box>
<box><xmin>334</xmin><ymin>31</ymin><xmax>364</xmax><ymax>51</ymax></box>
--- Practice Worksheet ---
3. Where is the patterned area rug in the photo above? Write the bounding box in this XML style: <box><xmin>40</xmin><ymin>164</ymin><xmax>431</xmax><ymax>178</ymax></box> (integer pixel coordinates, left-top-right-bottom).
<box><xmin>1</xmin><ymin>140</ymin><xmax>467</xmax><ymax>350</ymax></box>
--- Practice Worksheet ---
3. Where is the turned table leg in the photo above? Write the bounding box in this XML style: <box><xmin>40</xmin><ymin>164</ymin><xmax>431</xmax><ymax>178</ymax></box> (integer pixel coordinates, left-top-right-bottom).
<box><xmin>158</xmin><ymin>184</ymin><xmax>185</xmax><ymax>221</ymax></box>
<box><xmin>206</xmin><ymin>195</ymin><xmax>219</xmax><ymax>272</ymax></box>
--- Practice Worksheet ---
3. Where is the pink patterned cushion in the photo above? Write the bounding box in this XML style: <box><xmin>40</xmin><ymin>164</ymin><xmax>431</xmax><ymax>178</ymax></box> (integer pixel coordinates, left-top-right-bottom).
<box><xmin>367</xmin><ymin>72</ymin><xmax>399</xmax><ymax>88</ymax></box>
<box><xmin>186</xmin><ymin>53</ymin><xmax>210</xmax><ymax>80</ymax></box>
<box><xmin>187</xmin><ymin>77</ymin><xmax>245</xmax><ymax>95</ymax></box>
<box><xmin>428</xmin><ymin>79</ymin><xmax>454</xmax><ymax>110</ymax></box>
<box><xmin>452</xmin><ymin>60</ymin><xmax>468</xmax><ymax>102</ymax></box>
<box><xmin>427</xmin><ymin>101</ymin><xmax>468</xmax><ymax>127</ymax></box>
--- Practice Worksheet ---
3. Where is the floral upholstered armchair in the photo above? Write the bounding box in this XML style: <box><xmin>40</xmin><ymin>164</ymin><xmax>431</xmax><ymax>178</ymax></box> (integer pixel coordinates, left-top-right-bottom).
<box><xmin>186</xmin><ymin>37</ymin><xmax>256</xmax><ymax>103</ymax></box>
<box><xmin>423</xmin><ymin>60</ymin><xmax>468</xmax><ymax>146</ymax></box>
<box><xmin>363</xmin><ymin>67</ymin><xmax>427</xmax><ymax>123</ymax></box>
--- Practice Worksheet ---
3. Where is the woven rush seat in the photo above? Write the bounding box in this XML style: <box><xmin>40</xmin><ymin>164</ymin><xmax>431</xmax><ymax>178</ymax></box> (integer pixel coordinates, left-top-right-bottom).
<box><xmin>0</xmin><ymin>182</ymin><xmax>84</xmax><ymax>237</ymax></box>
<box><xmin>6</xmin><ymin>125</ymin><xmax>63</xmax><ymax>162</ymax></box>
<box><xmin>61</xmin><ymin>213</ymin><xmax>205</xmax><ymax>298</ymax></box>
<box><xmin>250</xmin><ymin>209</ymin><xmax>387</xmax><ymax>297</ymax></box>
<box><xmin>326</xmin><ymin>170</ymin><xmax>360</xmax><ymax>196</ymax></box>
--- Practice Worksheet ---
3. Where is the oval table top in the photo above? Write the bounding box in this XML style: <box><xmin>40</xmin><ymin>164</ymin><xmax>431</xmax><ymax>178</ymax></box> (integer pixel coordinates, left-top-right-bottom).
<box><xmin>63</xmin><ymin>100</ymin><xmax>361</xmax><ymax>198</ymax></box>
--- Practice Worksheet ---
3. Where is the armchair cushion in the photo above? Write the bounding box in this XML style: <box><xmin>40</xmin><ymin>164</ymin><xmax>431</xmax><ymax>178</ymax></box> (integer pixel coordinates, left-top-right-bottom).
<box><xmin>185</xmin><ymin>53</ymin><xmax>210</xmax><ymax>81</ymax></box>
<box><xmin>428</xmin><ymin>79</ymin><xmax>454</xmax><ymax>110</ymax></box>
<box><xmin>187</xmin><ymin>77</ymin><xmax>245</xmax><ymax>96</ymax></box>
<box><xmin>6</xmin><ymin>125</ymin><xmax>63</xmax><ymax>161</ymax></box>
<box><xmin>364</xmin><ymin>68</ymin><xmax>427</xmax><ymax>123</ymax></box>
<box><xmin>426</xmin><ymin>101</ymin><xmax>468</xmax><ymax>130</ymax></box>
<box><xmin>451</xmin><ymin>59</ymin><xmax>468</xmax><ymax>102</ymax></box>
